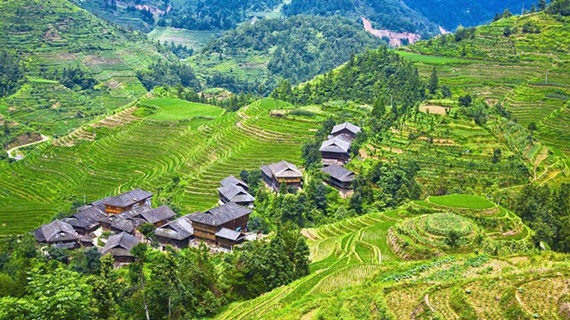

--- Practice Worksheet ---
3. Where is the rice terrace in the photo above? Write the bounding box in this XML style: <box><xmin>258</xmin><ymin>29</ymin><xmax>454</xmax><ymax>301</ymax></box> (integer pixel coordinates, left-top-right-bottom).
<box><xmin>0</xmin><ymin>0</ymin><xmax>568</xmax><ymax>319</ymax></box>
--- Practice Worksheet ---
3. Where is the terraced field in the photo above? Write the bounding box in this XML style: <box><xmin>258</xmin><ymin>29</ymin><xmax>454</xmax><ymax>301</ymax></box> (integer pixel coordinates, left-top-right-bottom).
<box><xmin>398</xmin><ymin>12</ymin><xmax>570</xmax><ymax>156</ymax></box>
<box><xmin>0</xmin><ymin>0</ymin><xmax>163</xmax><ymax>145</ymax></box>
<box><xmin>0</xmin><ymin>98</ymin><xmax>318</xmax><ymax>234</ymax></box>
<box><xmin>215</xmin><ymin>196</ymin><xmax>566</xmax><ymax>320</ymax></box>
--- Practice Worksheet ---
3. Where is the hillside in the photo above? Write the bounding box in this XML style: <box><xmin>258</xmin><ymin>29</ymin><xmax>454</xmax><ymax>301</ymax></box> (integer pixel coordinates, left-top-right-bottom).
<box><xmin>394</xmin><ymin>11</ymin><xmax>569</xmax><ymax>184</ymax></box>
<box><xmin>0</xmin><ymin>0</ymin><xmax>169</xmax><ymax>151</ymax></box>
<box><xmin>191</xmin><ymin>15</ymin><xmax>384</xmax><ymax>90</ymax></box>
<box><xmin>214</xmin><ymin>196</ymin><xmax>570</xmax><ymax>320</ymax></box>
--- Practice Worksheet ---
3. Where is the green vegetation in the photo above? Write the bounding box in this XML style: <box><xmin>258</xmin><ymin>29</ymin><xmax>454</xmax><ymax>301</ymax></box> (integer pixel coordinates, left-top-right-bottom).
<box><xmin>144</xmin><ymin>98</ymin><xmax>224</xmax><ymax>121</ymax></box>
<box><xmin>428</xmin><ymin>194</ymin><xmax>496</xmax><ymax>209</ymax></box>
<box><xmin>399</xmin><ymin>11</ymin><xmax>570</xmax><ymax>157</ymax></box>
<box><xmin>0</xmin><ymin>228</ymin><xmax>310</xmax><ymax>319</ymax></box>
<box><xmin>0</xmin><ymin>0</ymin><xmax>170</xmax><ymax>148</ymax></box>
<box><xmin>191</xmin><ymin>15</ymin><xmax>384</xmax><ymax>91</ymax></box>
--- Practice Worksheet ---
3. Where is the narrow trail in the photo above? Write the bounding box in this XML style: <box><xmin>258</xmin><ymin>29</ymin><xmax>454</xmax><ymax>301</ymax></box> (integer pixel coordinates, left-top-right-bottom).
<box><xmin>6</xmin><ymin>134</ymin><xmax>50</xmax><ymax>160</ymax></box>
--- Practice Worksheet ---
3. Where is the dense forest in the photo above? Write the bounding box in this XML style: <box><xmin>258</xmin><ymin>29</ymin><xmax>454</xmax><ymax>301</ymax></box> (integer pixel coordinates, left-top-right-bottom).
<box><xmin>282</xmin><ymin>0</ymin><xmax>439</xmax><ymax>36</ymax></box>
<box><xmin>0</xmin><ymin>227</ymin><xmax>309</xmax><ymax>319</ymax></box>
<box><xmin>273</xmin><ymin>47</ymin><xmax>425</xmax><ymax>107</ymax></box>
<box><xmin>159</xmin><ymin>0</ymin><xmax>281</xmax><ymax>30</ymax></box>
<box><xmin>200</xmin><ymin>15</ymin><xmax>384</xmax><ymax>84</ymax></box>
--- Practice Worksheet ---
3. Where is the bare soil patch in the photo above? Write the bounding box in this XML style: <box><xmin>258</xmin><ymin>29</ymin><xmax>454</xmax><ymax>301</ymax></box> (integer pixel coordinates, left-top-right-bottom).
<box><xmin>419</xmin><ymin>105</ymin><xmax>449</xmax><ymax>115</ymax></box>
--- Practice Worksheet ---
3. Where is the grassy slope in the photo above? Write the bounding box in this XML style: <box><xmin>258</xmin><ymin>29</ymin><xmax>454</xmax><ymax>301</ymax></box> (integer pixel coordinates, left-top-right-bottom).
<box><xmin>145</xmin><ymin>98</ymin><xmax>225</xmax><ymax>120</ymax></box>
<box><xmin>0</xmin><ymin>0</ymin><xmax>166</xmax><ymax>144</ymax></box>
<box><xmin>397</xmin><ymin>12</ymin><xmax>569</xmax><ymax>157</ymax></box>
<box><xmin>215</xmin><ymin>196</ymin><xmax>566</xmax><ymax>320</ymax></box>
<box><xmin>0</xmin><ymin>98</ymin><xmax>319</xmax><ymax>234</ymax></box>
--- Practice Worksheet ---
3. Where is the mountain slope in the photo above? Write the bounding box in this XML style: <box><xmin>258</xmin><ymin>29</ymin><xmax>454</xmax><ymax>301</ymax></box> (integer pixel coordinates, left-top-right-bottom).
<box><xmin>399</xmin><ymin>10</ymin><xmax>570</xmax><ymax>161</ymax></box>
<box><xmin>0</xmin><ymin>0</ymin><xmax>168</xmax><ymax>149</ymax></box>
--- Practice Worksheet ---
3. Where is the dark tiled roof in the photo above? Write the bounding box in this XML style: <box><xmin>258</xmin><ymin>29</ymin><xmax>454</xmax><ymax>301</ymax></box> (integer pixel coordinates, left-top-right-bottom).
<box><xmin>91</xmin><ymin>196</ymin><xmax>114</xmax><ymax>211</ymax></box>
<box><xmin>322</xmin><ymin>164</ymin><xmax>355</xmax><ymax>182</ymax></box>
<box><xmin>221</xmin><ymin>175</ymin><xmax>249</xmax><ymax>190</ymax></box>
<box><xmin>64</xmin><ymin>206</ymin><xmax>107</xmax><ymax>229</ymax></box>
<box><xmin>215</xmin><ymin>228</ymin><xmax>243</xmax><ymax>241</ymax></box>
<box><xmin>331</xmin><ymin>122</ymin><xmax>361</xmax><ymax>135</ymax></box>
<box><xmin>111</xmin><ymin>218</ymin><xmax>135</xmax><ymax>233</ymax></box>
<box><xmin>319</xmin><ymin>136</ymin><xmax>351</xmax><ymax>154</ymax></box>
<box><xmin>260</xmin><ymin>160</ymin><xmax>302</xmax><ymax>179</ymax></box>
<box><xmin>34</xmin><ymin>220</ymin><xmax>79</xmax><ymax>243</ymax></box>
<box><xmin>188</xmin><ymin>202</ymin><xmax>252</xmax><ymax>227</ymax></box>
<box><xmin>218</xmin><ymin>184</ymin><xmax>255</xmax><ymax>203</ymax></box>
<box><xmin>102</xmin><ymin>232</ymin><xmax>139</xmax><ymax>256</ymax></box>
<box><xmin>155</xmin><ymin>215</ymin><xmax>194</xmax><ymax>240</ymax></box>
<box><xmin>138</xmin><ymin>205</ymin><xmax>176</xmax><ymax>224</ymax></box>
<box><xmin>103</xmin><ymin>189</ymin><xmax>153</xmax><ymax>208</ymax></box>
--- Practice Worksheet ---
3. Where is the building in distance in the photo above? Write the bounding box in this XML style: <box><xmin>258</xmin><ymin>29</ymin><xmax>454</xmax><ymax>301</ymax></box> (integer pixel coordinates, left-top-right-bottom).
<box><xmin>261</xmin><ymin>160</ymin><xmax>303</xmax><ymax>192</ymax></box>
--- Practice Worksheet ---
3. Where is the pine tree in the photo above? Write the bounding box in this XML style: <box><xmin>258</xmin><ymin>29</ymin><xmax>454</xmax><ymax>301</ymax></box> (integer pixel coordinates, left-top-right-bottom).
<box><xmin>428</xmin><ymin>67</ymin><xmax>439</xmax><ymax>94</ymax></box>
<box><xmin>531</xmin><ymin>3</ymin><xmax>537</xmax><ymax>12</ymax></box>
<box><xmin>503</xmin><ymin>8</ymin><xmax>513</xmax><ymax>18</ymax></box>
<box><xmin>493</xmin><ymin>12</ymin><xmax>501</xmax><ymax>21</ymax></box>
<box><xmin>293</xmin><ymin>237</ymin><xmax>310</xmax><ymax>278</ymax></box>
<box><xmin>538</xmin><ymin>0</ymin><xmax>547</xmax><ymax>11</ymax></box>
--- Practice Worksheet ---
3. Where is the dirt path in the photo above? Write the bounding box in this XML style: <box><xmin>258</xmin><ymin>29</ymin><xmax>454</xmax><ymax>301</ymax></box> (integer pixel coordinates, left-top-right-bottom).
<box><xmin>6</xmin><ymin>134</ymin><xmax>50</xmax><ymax>160</ymax></box>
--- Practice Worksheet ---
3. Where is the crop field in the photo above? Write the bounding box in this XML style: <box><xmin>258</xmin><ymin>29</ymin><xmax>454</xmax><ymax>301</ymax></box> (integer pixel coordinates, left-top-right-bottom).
<box><xmin>428</xmin><ymin>194</ymin><xmax>495</xmax><ymax>209</ymax></box>
<box><xmin>148</xmin><ymin>27</ymin><xmax>217</xmax><ymax>51</ymax></box>
<box><xmin>397</xmin><ymin>12</ymin><xmax>570</xmax><ymax>157</ymax></box>
<box><xmin>0</xmin><ymin>0</ymin><xmax>162</xmax><ymax>146</ymax></box>
<box><xmin>0</xmin><ymin>98</ymin><xmax>319</xmax><ymax>235</ymax></box>
<box><xmin>360</xmin><ymin>111</ymin><xmax>535</xmax><ymax>192</ymax></box>
<box><xmin>144</xmin><ymin>98</ymin><xmax>225</xmax><ymax>121</ymax></box>
<box><xmin>215</xmin><ymin>200</ymin><xmax>567</xmax><ymax>320</ymax></box>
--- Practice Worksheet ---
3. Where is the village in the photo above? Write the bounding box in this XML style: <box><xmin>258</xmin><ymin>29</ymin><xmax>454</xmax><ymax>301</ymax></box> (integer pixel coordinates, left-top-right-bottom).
<box><xmin>33</xmin><ymin>122</ymin><xmax>361</xmax><ymax>264</ymax></box>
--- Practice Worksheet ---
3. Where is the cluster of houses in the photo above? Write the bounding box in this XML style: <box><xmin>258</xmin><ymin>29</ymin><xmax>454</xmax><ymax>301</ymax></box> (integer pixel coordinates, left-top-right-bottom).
<box><xmin>34</xmin><ymin>186</ymin><xmax>253</xmax><ymax>263</ymax></box>
<box><xmin>32</xmin><ymin>121</ymin><xmax>361</xmax><ymax>264</ymax></box>
<box><xmin>319</xmin><ymin>122</ymin><xmax>360</xmax><ymax>195</ymax></box>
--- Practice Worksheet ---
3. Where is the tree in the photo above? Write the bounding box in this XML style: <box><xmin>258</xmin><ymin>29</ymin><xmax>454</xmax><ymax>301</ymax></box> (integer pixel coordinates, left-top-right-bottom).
<box><xmin>293</xmin><ymin>237</ymin><xmax>310</xmax><ymax>278</ymax></box>
<box><xmin>493</xmin><ymin>12</ymin><xmax>501</xmax><ymax>21</ymax></box>
<box><xmin>530</xmin><ymin>3</ymin><xmax>536</xmax><ymax>12</ymax></box>
<box><xmin>538</xmin><ymin>0</ymin><xmax>547</xmax><ymax>11</ymax></box>
<box><xmin>441</xmin><ymin>85</ymin><xmax>452</xmax><ymax>98</ymax></box>
<box><xmin>458</xmin><ymin>94</ymin><xmax>472</xmax><ymax>107</ymax></box>
<box><xmin>428</xmin><ymin>67</ymin><xmax>439</xmax><ymax>94</ymax></box>
<box><xmin>492</xmin><ymin>148</ymin><xmax>502</xmax><ymax>163</ymax></box>
<box><xmin>502</xmin><ymin>8</ymin><xmax>513</xmax><ymax>18</ymax></box>
<box><xmin>503</xmin><ymin>26</ymin><xmax>512</xmax><ymax>37</ymax></box>
<box><xmin>528</xmin><ymin>121</ymin><xmax>537</xmax><ymax>139</ymax></box>
<box><xmin>26</xmin><ymin>267</ymin><xmax>94</xmax><ymax>320</ymax></box>
<box><xmin>445</xmin><ymin>230</ymin><xmax>460</xmax><ymax>248</ymax></box>
<box><xmin>130</xmin><ymin>243</ymin><xmax>150</xmax><ymax>320</ymax></box>
<box><xmin>92</xmin><ymin>255</ymin><xmax>121</xmax><ymax>319</ymax></box>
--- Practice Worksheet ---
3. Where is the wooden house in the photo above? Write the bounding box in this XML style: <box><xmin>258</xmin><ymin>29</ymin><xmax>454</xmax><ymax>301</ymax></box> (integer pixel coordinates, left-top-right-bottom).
<box><xmin>220</xmin><ymin>175</ymin><xmax>249</xmax><ymax>191</ymax></box>
<box><xmin>322</xmin><ymin>164</ymin><xmax>355</xmax><ymax>192</ymax></box>
<box><xmin>330</xmin><ymin>122</ymin><xmax>361</xmax><ymax>141</ymax></box>
<box><xmin>130</xmin><ymin>205</ymin><xmax>176</xmax><ymax>227</ymax></box>
<box><xmin>215</xmin><ymin>228</ymin><xmax>245</xmax><ymax>250</ymax></box>
<box><xmin>101</xmin><ymin>232</ymin><xmax>139</xmax><ymax>264</ymax></box>
<box><xmin>218</xmin><ymin>176</ymin><xmax>255</xmax><ymax>207</ymax></box>
<box><xmin>260</xmin><ymin>160</ymin><xmax>303</xmax><ymax>192</ymax></box>
<box><xmin>319</xmin><ymin>136</ymin><xmax>351</xmax><ymax>165</ymax></box>
<box><xmin>63</xmin><ymin>206</ymin><xmax>107</xmax><ymax>235</ymax></box>
<box><xmin>33</xmin><ymin>220</ymin><xmax>80</xmax><ymax>249</ymax></box>
<box><xmin>188</xmin><ymin>202</ymin><xmax>251</xmax><ymax>246</ymax></box>
<box><xmin>155</xmin><ymin>215</ymin><xmax>194</xmax><ymax>249</ymax></box>
<box><xmin>96</xmin><ymin>189</ymin><xmax>153</xmax><ymax>215</ymax></box>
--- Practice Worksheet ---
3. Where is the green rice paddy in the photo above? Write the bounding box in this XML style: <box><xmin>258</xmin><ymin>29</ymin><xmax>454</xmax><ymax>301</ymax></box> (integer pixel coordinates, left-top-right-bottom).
<box><xmin>145</xmin><ymin>98</ymin><xmax>225</xmax><ymax>121</ymax></box>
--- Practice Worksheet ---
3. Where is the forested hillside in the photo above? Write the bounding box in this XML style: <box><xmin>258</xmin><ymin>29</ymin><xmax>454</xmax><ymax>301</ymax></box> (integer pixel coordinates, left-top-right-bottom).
<box><xmin>401</xmin><ymin>7</ymin><xmax>570</xmax><ymax>156</ymax></box>
<box><xmin>0</xmin><ymin>0</ymin><xmax>171</xmax><ymax>153</ymax></box>
<box><xmin>191</xmin><ymin>15</ymin><xmax>384</xmax><ymax>91</ymax></box>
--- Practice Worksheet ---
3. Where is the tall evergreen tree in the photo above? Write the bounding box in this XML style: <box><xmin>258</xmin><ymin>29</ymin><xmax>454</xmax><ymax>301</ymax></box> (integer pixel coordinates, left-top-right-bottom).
<box><xmin>293</xmin><ymin>237</ymin><xmax>310</xmax><ymax>278</ymax></box>
<box><xmin>428</xmin><ymin>67</ymin><xmax>439</xmax><ymax>94</ymax></box>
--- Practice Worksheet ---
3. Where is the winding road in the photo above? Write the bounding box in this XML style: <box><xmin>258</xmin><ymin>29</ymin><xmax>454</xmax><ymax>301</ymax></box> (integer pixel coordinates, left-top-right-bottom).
<box><xmin>6</xmin><ymin>134</ymin><xmax>50</xmax><ymax>160</ymax></box>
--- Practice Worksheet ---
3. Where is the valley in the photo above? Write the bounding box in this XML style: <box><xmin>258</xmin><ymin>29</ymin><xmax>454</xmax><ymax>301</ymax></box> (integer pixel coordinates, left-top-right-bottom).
<box><xmin>0</xmin><ymin>0</ymin><xmax>568</xmax><ymax>319</ymax></box>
